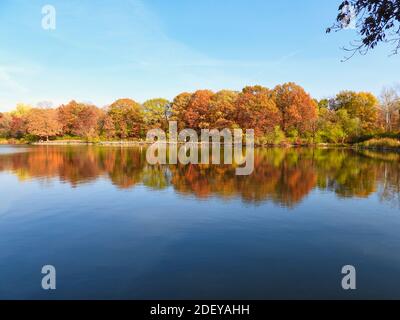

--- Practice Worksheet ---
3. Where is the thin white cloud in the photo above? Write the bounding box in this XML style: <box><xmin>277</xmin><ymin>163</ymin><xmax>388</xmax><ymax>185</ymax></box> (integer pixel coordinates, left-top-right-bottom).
<box><xmin>0</xmin><ymin>0</ymin><xmax>305</xmax><ymax>109</ymax></box>
<box><xmin>0</xmin><ymin>66</ymin><xmax>28</xmax><ymax>94</ymax></box>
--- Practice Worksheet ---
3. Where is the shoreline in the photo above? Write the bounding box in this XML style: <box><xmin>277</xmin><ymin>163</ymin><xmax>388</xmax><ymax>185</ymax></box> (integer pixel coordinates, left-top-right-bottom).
<box><xmin>31</xmin><ymin>140</ymin><xmax>335</xmax><ymax>147</ymax></box>
<box><xmin>1</xmin><ymin>140</ymin><xmax>399</xmax><ymax>152</ymax></box>
<box><xmin>3</xmin><ymin>140</ymin><xmax>348</xmax><ymax>148</ymax></box>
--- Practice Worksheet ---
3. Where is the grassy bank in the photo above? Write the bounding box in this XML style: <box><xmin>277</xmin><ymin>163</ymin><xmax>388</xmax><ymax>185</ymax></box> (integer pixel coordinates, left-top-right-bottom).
<box><xmin>1</xmin><ymin>136</ymin><xmax>348</xmax><ymax>147</ymax></box>
<box><xmin>28</xmin><ymin>140</ymin><xmax>347</xmax><ymax>148</ymax></box>
<box><xmin>2</xmin><ymin>135</ymin><xmax>399</xmax><ymax>151</ymax></box>
<box><xmin>355</xmin><ymin>138</ymin><xmax>400</xmax><ymax>151</ymax></box>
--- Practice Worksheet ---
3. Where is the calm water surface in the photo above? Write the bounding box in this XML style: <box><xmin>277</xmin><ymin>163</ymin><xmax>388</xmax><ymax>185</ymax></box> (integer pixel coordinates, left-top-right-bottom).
<box><xmin>0</xmin><ymin>145</ymin><xmax>399</xmax><ymax>299</ymax></box>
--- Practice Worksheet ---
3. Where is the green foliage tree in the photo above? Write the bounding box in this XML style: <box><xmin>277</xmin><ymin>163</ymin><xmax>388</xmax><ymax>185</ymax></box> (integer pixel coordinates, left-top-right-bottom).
<box><xmin>142</xmin><ymin>98</ymin><xmax>171</xmax><ymax>131</ymax></box>
<box><xmin>0</xmin><ymin>113</ymin><xmax>11</xmax><ymax>138</ymax></box>
<box><xmin>263</xmin><ymin>126</ymin><xmax>286</xmax><ymax>145</ymax></box>
<box><xmin>317</xmin><ymin>107</ymin><xmax>360</xmax><ymax>143</ymax></box>
<box><xmin>10</xmin><ymin>103</ymin><xmax>32</xmax><ymax>117</ymax></box>
<box><xmin>318</xmin><ymin>99</ymin><xmax>330</xmax><ymax>110</ymax></box>
<box><xmin>107</xmin><ymin>99</ymin><xmax>144</xmax><ymax>139</ymax></box>
<box><xmin>333</xmin><ymin>91</ymin><xmax>380</xmax><ymax>134</ymax></box>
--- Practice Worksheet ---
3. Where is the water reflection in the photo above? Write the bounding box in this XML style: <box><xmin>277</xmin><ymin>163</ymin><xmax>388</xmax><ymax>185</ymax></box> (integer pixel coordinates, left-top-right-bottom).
<box><xmin>0</xmin><ymin>146</ymin><xmax>399</xmax><ymax>207</ymax></box>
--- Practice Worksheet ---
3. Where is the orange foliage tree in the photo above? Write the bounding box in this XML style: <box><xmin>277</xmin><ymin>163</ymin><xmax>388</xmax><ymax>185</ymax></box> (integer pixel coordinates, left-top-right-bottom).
<box><xmin>272</xmin><ymin>82</ymin><xmax>318</xmax><ymax>135</ymax></box>
<box><xmin>170</xmin><ymin>92</ymin><xmax>193</xmax><ymax>130</ymax></box>
<box><xmin>58</xmin><ymin>101</ymin><xmax>104</xmax><ymax>138</ymax></box>
<box><xmin>26</xmin><ymin>108</ymin><xmax>62</xmax><ymax>141</ymax></box>
<box><xmin>1</xmin><ymin>83</ymin><xmax>393</xmax><ymax>144</ymax></box>
<box><xmin>183</xmin><ymin>90</ymin><xmax>215</xmax><ymax>131</ymax></box>
<box><xmin>209</xmin><ymin>90</ymin><xmax>239</xmax><ymax>130</ymax></box>
<box><xmin>235</xmin><ymin>86</ymin><xmax>281</xmax><ymax>136</ymax></box>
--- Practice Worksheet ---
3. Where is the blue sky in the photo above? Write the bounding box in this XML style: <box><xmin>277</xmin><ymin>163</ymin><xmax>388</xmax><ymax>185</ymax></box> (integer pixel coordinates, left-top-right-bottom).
<box><xmin>0</xmin><ymin>0</ymin><xmax>399</xmax><ymax>111</ymax></box>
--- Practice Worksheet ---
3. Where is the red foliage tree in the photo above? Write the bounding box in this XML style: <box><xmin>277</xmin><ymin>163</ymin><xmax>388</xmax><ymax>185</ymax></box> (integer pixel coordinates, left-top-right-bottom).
<box><xmin>235</xmin><ymin>86</ymin><xmax>281</xmax><ymax>136</ymax></box>
<box><xmin>10</xmin><ymin>116</ymin><xmax>28</xmax><ymax>139</ymax></box>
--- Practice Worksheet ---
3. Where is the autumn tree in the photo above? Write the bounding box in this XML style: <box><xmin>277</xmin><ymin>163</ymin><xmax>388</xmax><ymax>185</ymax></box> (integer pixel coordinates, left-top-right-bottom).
<box><xmin>10</xmin><ymin>103</ymin><xmax>32</xmax><ymax>118</ymax></box>
<box><xmin>333</xmin><ymin>91</ymin><xmax>380</xmax><ymax>133</ymax></box>
<box><xmin>77</xmin><ymin>105</ymin><xmax>104</xmax><ymax>138</ymax></box>
<box><xmin>209</xmin><ymin>90</ymin><xmax>239</xmax><ymax>129</ymax></box>
<box><xmin>1</xmin><ymin>84</ymin><xmax>395</xmax><ymax>143</ymax></box>
<box><xmin>318</xmin><ymin>99</ymin><xmax>330</xmax><ymax>110</ymax></box>
<box><xmin>0</xmin><ymin>113</ymin><xmax>11</xmax><ymax>138</ymax></box>
<box><xmin>26</xmin><ymin>108</ymin><xmax>62</xmax><ymax>141</ymax></box>
<box><xmin>337</xmin><ymin>109</ymin><xmax>361</xmax><ymax>139</ymax></box>
<box><xmin>10</xmin><ymin>116</ymin><xmax>28</xmax><ymax>139</ymax></box>
<box><xmin>7</xmin><ymin>104</ymin><xmax>32</xmax><ymax>139</ymax></box>
<box><xmin>235</xmin><ymin>86</ymin><xmax>281</xmax><ymax>137</ymax></box>
<box><xmin>170</xmin><ymin>92</ymin><xmax>193</xmax><ymax>130</ymax></box>
<box><xmin>142</xmin><ymin>98</ymin><xmax>171</xmax><ymax>131</ymax></box>
<box><xmin>107</xmin><ymin>99</ymin><xmax>144</xmax><ymax>139</ymax></box>
<box><xmin>272</xmin><ymin>83</ymin><xmax>318</xmax><ymax>136</ymax></box>
<box><xmin>58</xmin><ymin>101</ymin><xmax>103</xmax><ymax>138</ymax></box>
<box><xmin>316</xmin><ymin>101</ymin><xmax>362</xmax><ymax>143</ymax></box>
<box><xmin>183</xmin><ymin>90</ymin><xmax>215</xmax><ymax>131</ymax></box>
<box><xmin>100</xmin><ymin>114</ymin><xmax>116</xmax><ymax>139</ymax></box>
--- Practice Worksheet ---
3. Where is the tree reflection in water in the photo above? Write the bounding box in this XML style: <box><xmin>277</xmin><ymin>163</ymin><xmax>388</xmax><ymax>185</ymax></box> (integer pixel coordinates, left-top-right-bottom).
<box><xmin>0</xmin><ymin>146</ymin><xmax>399</xmax><ymax>208</ymax></box>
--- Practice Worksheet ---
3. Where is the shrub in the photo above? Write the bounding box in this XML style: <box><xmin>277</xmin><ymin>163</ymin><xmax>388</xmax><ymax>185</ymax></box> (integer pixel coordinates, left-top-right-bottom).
<box><xmin>261</xmin><ymin>126</ymin><xmax>286</xmax><ymax>145</ymax></box>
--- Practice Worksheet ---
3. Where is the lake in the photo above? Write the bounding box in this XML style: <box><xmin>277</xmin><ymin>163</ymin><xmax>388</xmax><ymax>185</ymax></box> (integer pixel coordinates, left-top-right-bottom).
<box><xmin>0</xmin><ymin>145</ymin><xmax>399</xmax><ymax>299</ymax></box>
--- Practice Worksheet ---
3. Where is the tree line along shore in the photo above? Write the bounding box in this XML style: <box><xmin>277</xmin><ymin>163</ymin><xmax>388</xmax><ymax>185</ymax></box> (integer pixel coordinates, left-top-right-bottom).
<box><xmin>0</xmin><ymin>83</ymin><xmax>399</xmax><ymax>150</ymax></box>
